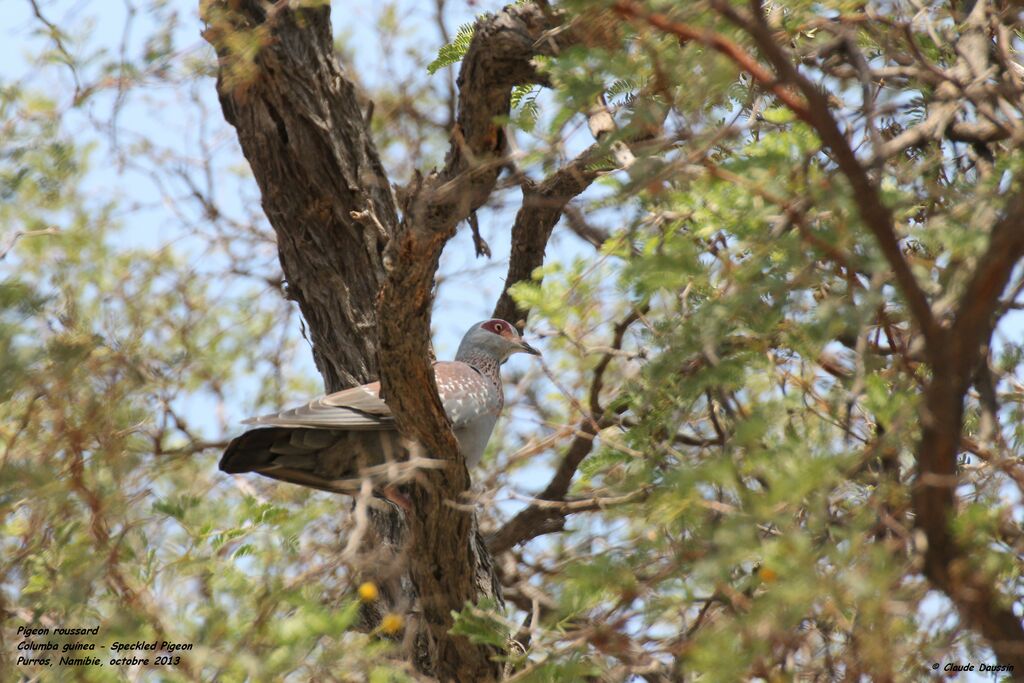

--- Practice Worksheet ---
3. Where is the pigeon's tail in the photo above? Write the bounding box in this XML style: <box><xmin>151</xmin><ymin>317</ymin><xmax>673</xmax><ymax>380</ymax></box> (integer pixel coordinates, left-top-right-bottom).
<box><xmin>219</xmin><ymin>426</ymin><xmax>413</xmax><ymax>495</ymax></box>
<box><xmin>220</xmin><ymin>427</ymin><xmax>292</xmax><ymax>473</ymax></box>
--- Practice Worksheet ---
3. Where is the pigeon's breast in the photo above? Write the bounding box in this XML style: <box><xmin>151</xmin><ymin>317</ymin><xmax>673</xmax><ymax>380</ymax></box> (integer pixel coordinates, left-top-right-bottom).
<box><xmin>455</xmin><ymin>414</ymin><xmax>499</xmax><ymax>469</ymax></box>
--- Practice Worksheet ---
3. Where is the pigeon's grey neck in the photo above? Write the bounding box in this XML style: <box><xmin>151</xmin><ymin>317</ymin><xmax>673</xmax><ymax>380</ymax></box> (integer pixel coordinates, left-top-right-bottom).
<box><xmin>455</xmin><ymin>348</ymin><xmax>502</xmax><ymax>381</ymax></box>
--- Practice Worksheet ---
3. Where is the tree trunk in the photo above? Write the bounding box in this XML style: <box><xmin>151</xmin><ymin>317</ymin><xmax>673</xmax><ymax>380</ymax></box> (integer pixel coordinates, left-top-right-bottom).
<box><xmin>202</xmin><ymin>1</ymin><xmax>394</xmax><ymax>392</ymax></box>
<box><xmin>202</xmin><ymin>2</ymin><xmax>568</xmax><ymax>678</ymax></box>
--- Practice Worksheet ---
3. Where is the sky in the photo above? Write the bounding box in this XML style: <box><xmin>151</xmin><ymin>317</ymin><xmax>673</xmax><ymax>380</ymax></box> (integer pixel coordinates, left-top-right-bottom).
<box><xmin>0</xmin><ymin>0</ymin><xmax>601</xmax><ymax>535</ymax></box>
<box><xmin>0</xmin><ymin>0</ymin><xmax>587</xmax><ymax>388</ymax></box>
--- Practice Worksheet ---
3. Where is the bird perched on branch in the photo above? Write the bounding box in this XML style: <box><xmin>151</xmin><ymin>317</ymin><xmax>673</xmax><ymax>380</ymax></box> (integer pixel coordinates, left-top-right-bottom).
<box><xmin>220</xmin><ymin>319</ymin><xmax>541</xmax><ymax>493</ymax></box>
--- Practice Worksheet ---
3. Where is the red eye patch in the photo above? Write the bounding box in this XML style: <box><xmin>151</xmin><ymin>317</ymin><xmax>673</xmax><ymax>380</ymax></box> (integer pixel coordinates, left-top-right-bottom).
<box><xmin>482</xmin><ymin>319</ymin><xmax>509</xmax><ymax>335</ymax></box>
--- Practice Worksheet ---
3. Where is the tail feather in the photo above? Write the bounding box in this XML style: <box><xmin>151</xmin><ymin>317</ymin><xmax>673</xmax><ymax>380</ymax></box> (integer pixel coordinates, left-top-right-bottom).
<box><xmin>220</xmin><ymin>427</ymin><xmax>290</xmax><ymax>473</ymax></box>
<box><xmin>219</xmin><ymin>426</ymin><xmax>413</xmax><ymax>494</ymax></box>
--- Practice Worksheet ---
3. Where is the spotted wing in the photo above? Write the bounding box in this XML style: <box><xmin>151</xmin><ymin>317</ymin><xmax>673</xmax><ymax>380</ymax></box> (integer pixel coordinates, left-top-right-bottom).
<box><xmin>221</xmin><ymin>363</ymin><xmax>499</xmax><ymax>486</ymax></box>
<box><xmin>434</xmin><ymin>361</ymin><xmax>501</xmax><ymax>427</ymax></box>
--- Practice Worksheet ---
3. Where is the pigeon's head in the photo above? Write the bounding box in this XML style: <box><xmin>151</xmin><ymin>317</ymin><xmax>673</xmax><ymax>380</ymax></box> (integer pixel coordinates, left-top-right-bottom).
<box><xmin>457</xmin><ymin>319</ymin><xmax>541</xmax><ymax>364</ymax></box>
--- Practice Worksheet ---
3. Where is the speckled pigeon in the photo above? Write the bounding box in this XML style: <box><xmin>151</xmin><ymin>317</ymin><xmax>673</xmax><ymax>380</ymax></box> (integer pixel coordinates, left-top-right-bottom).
<box><xmin>219</xmin><ymin>319</ymin><xmax>540</xmax><ymax>492</ymax></box>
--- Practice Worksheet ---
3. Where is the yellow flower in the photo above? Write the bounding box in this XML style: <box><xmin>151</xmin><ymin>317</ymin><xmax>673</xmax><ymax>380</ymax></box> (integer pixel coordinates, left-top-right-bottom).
<box><xmin>380</xmin><ymin>613</ymin><xmax>404</xmax><ymax>635</ymax></box>
<box><xmin>357</xmin><ymin>581</ymin><xmax>379</xmax><ymax>602</ymax></box>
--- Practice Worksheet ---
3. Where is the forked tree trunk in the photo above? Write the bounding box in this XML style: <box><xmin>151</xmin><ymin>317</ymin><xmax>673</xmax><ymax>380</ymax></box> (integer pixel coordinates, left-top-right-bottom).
<box><xmin>201</xmin><ymin>2</ymin><xmax>567</xmax><ymax>678</ymax></box>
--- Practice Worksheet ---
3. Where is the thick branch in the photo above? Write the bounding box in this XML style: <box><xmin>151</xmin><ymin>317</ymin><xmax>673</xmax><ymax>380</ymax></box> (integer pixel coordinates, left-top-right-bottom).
<box><xmin>375</xmin><ymin>5</ymin><xmax>569</xmax><ymax>680</ymax></box>
<box><xmin>728</xmin><ymin>1</ymin><xmax>1024</xmax><ymax>664</ymax></box>
<box><xmin>492</xmin><ymin>92</ymin><xmax>660</xmax><ymax>328</ymax></box>
<box><xmin>914</xmin><ymin>188</ymin><xmax>1024</xmax><ymax>670</ymax></box>
<box><xmin>207</xmin><ymin>2</ymin><xmax>569</xmax><ymax>678</ymax></box>
<box><xmin>564</xmin><ymin>203</ymin><xmax>611</xmax><ymax>247</ymax></box>
<box><xmin>492</xmin><ymin>152</ymin><xmax>600</xmax><ymax>326</ymax></box>
<box><xmin>203</xmin><ymin>0</ymin><xmax>397</xmax><ymax>391</ymax></box>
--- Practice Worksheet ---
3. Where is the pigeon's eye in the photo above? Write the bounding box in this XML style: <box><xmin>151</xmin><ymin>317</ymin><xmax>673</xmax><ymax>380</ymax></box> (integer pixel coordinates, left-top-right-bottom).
<box><xmin>494</xmin><ymin>323</ymin><xmax>504</xmax><ymax>332</ymax></box>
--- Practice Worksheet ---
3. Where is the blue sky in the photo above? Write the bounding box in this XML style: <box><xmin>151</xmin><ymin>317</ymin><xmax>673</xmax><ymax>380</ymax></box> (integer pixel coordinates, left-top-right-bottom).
<box><xmin>0</xmin><ymin>0</ymin><xmax>582</xmax><ymax>388</ymax></box>
<box><xmin>0</xmin><ymin>0</ymin><xmax>603</xmax><ymax>359</ymax></box>
<box><xmin>0</xmin><ymin>0</ymin><xmax>601</xmax><ymax>532</ymax></box>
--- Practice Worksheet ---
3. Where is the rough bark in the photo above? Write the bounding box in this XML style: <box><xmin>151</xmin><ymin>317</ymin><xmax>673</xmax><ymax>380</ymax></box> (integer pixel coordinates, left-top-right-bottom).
<box><xmin>376</xmin><ymin>6</ymin><xmax>572</xmax><ymax>678</ymax></box>
<box><xmin>492</xmin><ymin>154</ymin><xmax>600</xmax><ymax>328</ymax></box>
<box><xmin>203</xmin><ymin>0</ymin><xmax>396</xmax><ymax>391</ymax></box>
<box><xmin>492</xmin><ymin>91</ymin><xmax>657</xmax><ymax>329</ymax></box>
<box><xmin>913</xmin><ymin>190</ymin><xmax>1024</xmax><ymax>669</ymax></box>
<box><xmin>203</xmin><ymin>1</ymin><xmax>569</xmax><ymax>679</ymax></box>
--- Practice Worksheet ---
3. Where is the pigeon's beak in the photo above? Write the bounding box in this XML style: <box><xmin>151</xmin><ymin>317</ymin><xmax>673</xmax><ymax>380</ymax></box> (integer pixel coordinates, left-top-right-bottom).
<box><xmin>517</xmin><ymin>339</ymin><xmax>542</xmax><ymax>357</ymax></box>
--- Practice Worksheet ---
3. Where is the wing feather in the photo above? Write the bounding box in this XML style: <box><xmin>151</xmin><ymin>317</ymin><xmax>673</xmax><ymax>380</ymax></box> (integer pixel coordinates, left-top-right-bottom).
<box><xmin>243</xmin><ymin>382</ymin><xmax>393</xmax><ymax>430</ymax></box>
<box><xmin>240</xmin><ymin>363</ymin><xmax>499</xmax><ymax>431</ymax></box>
<box><xmin>434</xmin><ymin>361</ymin><xmax>501</xmax><ymax>428</ymax></box>
<box><xmin>224</xmin><ymin>362</ymin><xmax>503</xmax><ymax>482</ymax></box>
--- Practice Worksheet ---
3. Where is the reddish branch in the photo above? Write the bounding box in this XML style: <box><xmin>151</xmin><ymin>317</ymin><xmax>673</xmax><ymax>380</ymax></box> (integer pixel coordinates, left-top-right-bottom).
<box><xmin>723</xmin><ymin>0</ymin><xmax>942</xmax><ymax>349</ymax></box>
<box><xmin>617</xmin><ymin>0</ymin><xmax>939</xmax><ymax>350</ymax></box>
<box><xmin>734</xmin><ymin>0</ymin><xmax>1024</xmax><ymax>667</ymax></box>
<box><xmin>914</xmin><ymin>190</ymin><xmax>1024</xmax><ymax>668</ymax></box>
<box><xmin>613</xmin><ymin>1</ymin><xmax>812</xmax><ymax>125</ymax></box>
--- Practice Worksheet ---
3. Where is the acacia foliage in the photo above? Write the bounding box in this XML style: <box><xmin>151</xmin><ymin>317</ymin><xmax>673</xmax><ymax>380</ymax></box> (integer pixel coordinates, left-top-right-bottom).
<box><xmin>0</xmin><ymin>83</ymin><xmax>384</xmax><ymax>679</ymax></box>
<box><xmin>2</xmin><ymin>0</ymin><xmax>1024</xmax><ymax>681</ymax></box>
<box><xmin>0</xmin><ymin>5</ymin><xmax>414</xmax><ymax>679</ymax></box>
<box><xmin>486</xmin><ymin>1</ymin><xmax>1024</xmax><ymax>679</ymax></box>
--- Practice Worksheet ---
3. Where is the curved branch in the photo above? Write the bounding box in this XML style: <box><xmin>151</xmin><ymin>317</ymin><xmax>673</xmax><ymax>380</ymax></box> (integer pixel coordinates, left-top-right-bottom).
<box><xmin>492</xmin><ymin>92</ymin><xmax>661</xmax><ymax>328</ymax></box>
<box><xmin>914</xmin><ymin>188</ymin><xmax>1024</xmax><ymax>670</ymax></box>
<box><xmin>724</xmin><ymin>0</ymin><xmax>1024</xmax><ymax>665</ymax></box>
<box><xmin>375</xmin><ymin>5</ymin><xmax>570</xmax><ymax>679</ymax></box>
<box><xmin>489</xmin><ymin>308</ymin><xmax>644</xmax><ymax>554</ymax></box>
<box><xmin>617</xmin><ymin>0</ymin><xmax>940</xmax><ymax>349</ymax></box>
<box><xmin>721</xmin><ymin>0</ymin><xmax>941</xmax><ymax>351</ymax></box>
<box><xmin>492</xmin><ymin>151</ymin><xmax>600</xmax><ymax>326</ymax></box>
<box><xmin>613</xmin><ymin>1</ymin><xmax>812</xmax><ymax>123</ymax></box>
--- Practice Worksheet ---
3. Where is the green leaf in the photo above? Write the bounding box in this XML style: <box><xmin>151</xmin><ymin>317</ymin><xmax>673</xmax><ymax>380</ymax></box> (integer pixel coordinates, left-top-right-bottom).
<box><xmin>427</xmin><ymin>22</ymin><xmax>475</xmax><ymax>75</ymax></box>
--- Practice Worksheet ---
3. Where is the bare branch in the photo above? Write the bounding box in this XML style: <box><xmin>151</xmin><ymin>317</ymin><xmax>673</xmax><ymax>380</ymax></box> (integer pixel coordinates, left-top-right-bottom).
<box><xmin>492</xmin><ymin>150</ymin><xmax>600</xmax><ymax>326</ymax></box>
<box><xmin>27</xmin><ymin>0</ymin><xmax>83</xmax><ymax>102</ymax></box>
<box><xmin>492</xmin><ymin>92</ymin><xmax>661</xmax><ymax>327</ymax></box>
<box><xmin>0</xmin><ymin>227</ymin><xmax>61</xmax><ymax>261</ymax></box>
<box><xmin>489</xmin><ymin>308</ymin><xmax>644</xmax><ymax>554</ymax></box>
<box><xmin>563</xmin><ymin>203</ymin><xmax>611</xmax><ymax>248</ymax></box>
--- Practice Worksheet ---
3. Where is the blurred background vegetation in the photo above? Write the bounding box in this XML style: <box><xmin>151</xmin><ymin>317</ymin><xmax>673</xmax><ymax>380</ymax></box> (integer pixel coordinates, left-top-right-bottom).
<box><xmin>2</xmin><ymin>0</ymin><xmax>1024</xmax><ymax>680</ymax></box>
